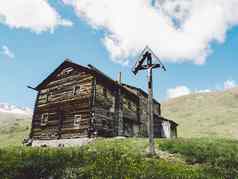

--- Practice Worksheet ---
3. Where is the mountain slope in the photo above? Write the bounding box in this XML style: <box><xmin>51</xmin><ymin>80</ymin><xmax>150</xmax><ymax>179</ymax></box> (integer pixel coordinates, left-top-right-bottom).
<box><xmin>0</xmin><ymin>103</ymin><xmax>32</xmax><ymax>115</ymax></box>
<box><xmin>162</xmin><ymin>87</ymin><xmax>238</xmax><ymax>139</ymax></box>
<box><xmin>0</xmin><ymin>103</ymin><xmax>32</xmax><ymax>147</ymax></box>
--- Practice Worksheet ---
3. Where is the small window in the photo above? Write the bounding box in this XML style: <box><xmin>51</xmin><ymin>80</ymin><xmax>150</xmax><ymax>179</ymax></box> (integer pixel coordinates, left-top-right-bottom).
<box><xmin>41</xmin><ymin>94</ymin><xmax>48</xmax><ymax>103</ymax></box>
<box><xmin>44</xmin><ymin>89</ymin><xmax>52</xmax><ymax>103</ymax></box>
<box><xmin>103</xmin><ymin>87</ymin><xmax>107</xmax><ymax>98</ymax></box>
<box><xmin>64</xmin><ymin>67</ymin><xmax>74</xmax><ymax>74</ymax></box>
<box><xmin>44</xmin><ymin>94</ymin><xmax>48</xmax><ymax>103</ymax></box>
<box><xmin>58</xmin><ymin>67</ymin><xmax>74</xmax><ymax>76</ymax></box>
<box><xmin>128</xmin><ymin>101</ymin><xmax>132</xmax><ymax>109</ymax></box>
<box><xmin>74</xmin><ymin>115</ymin><xmax>81</xmax><ymax>128</ymax></box>
<box><xmin>102</xmin><ymin>120</ymin><xmax>107</xmax><ymax>128</ymax></box>
<box><xmin>73</xmin><ymin>85</ymin><xmax>81</xmax><ymax>96</ymax></box>
<box><xmin>48</xmin><ymin>91</ymin><xmax>53</xmax><ymax>102</ymax></box>
<box><xmin>91</xmin><ymin>112</ymin><xmax>95</xmax><ymax>117</ymax></box>
<box><xmin>41</xmin><ymin>113</ymin><xmax>48</xmax><ymax>126</ymax></box>
<box><xmin>106</xmin><ymin>111</ymin><xmax>111</xmax><ymax>117</ymax></box>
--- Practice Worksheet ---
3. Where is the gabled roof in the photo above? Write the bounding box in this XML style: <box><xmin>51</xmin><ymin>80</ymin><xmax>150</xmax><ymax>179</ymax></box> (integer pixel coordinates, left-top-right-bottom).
<box><xmin>34</xmin><ymin>60</ymin><xmax>137</xmax><ymax>100</ymax></box>
<box><xmin>122</xmin><ymin>83</ymin><xmax>160</xmax><ymax>105</ymax></box>
<box><xmin>34</xmin><ymin>59</ymin><xmax>159</xmax><ymax>105</ymax></box>
<box><xmin>35</xmin><ymin>59</ymin><xmax>93</xmax><ymax>90</ymax></box>
<box><xmin>155</xmin><ymin>114</ymin><xmax>178</xmax><ymax>126</ymax></box>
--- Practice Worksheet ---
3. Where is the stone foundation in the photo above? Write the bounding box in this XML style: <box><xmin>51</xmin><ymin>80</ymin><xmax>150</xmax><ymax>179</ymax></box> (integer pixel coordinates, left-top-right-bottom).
<box><xmin>31</xmin><ymin>138</ymin><xmax>94</xmax><ymax>147</ymax></box>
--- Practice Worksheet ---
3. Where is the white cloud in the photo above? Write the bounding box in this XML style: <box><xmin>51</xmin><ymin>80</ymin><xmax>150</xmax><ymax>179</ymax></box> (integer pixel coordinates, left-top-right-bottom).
<box><xmin>62</xmin><ymin>0</ymin><xmax>238</xmax><ymax>64</ymax></box>
<box><xmin>224</xmin><ymin>80</ymin><xmax>236</xmax><ymax>90</ymax></box>
<box><xmin>167</xmin><ymin>86</ymin><xmax>213</xmax><ymax>99</ymax></box>
<box><xmin>167</xmin><ymin>86</ymin><xmax>191</xmax><ymax>98</ymax></box>
<box><xmin>0</xmin><ymin>0</ymin><xmax>73</xmax><ymax>33</ymax></box>
<box><xmin>0</xmin><ymin>102</ymin><xmax>32</xmax><ymax>116</ymax></box>
<box><xmin>196</xmin><ymin>89</ymin><xmax>212</xmax><ymax>93</ymax></box>
<box><xmin>167</xmin><ymin>80</ymin><xmax>237</xmax><ymax>99</ymax></box>
<box><xmin>1</xmin><ymin>45</ymin><xmax>15</xmax><ymax>59</ymax></box>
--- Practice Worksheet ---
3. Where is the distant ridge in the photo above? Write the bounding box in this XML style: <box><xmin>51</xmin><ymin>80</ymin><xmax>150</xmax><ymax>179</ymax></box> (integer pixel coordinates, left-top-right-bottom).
<box><xmin>0</xmin><ymin>103</ymin><xmax>32</xmax><ymax>116</ymax></box>
<box><xmin>162</xmin><ymin>87</ymin><xmax>238</xmax><ymax>139</ymax></box>
<box><xmin>0</xmin><ymin>103</ymin><xmax>32</xmax><ymax>146</ymax></box>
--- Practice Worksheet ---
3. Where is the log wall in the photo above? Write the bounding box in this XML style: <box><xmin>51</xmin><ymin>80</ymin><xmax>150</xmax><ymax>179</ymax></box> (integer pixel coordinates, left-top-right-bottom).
<box><xmin>93</xmin><ymin>83</ymin><xmax>115</xmax><ymax>137</ymax></box>
<box><xmin>93</xmin><ymin>83</ymin><xmax>140</xmax><ymax>137</ymax></box>
<box><xmin>137</xmin><ymin>93</ymin><xmax>162</xmax><ymax>137</ymax></box>
<box><xmin>122</xmin><ymin>94</ymin><xmax>139</xmax><ymax>137</ymax></box>
<box><xmin>31</xmin><ymin>67</ymin><xmax>93</xmax><ymax>140</ymax></box>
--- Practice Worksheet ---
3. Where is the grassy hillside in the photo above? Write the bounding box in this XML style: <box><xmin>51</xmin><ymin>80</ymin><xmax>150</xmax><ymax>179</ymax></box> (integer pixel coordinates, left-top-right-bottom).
<box><xmin>0</xmin><ymin>138</ymin><xmax>237</xmax><ymax>178</ymax></box>
<box><xmin>0</xmin><ymin>113</ymin><xmax>31</xmax><ymax>147</ymax></box>
<box><xmin>162</xmin><ymin>87</ymin><xmax>238</xmax><ymax>139</ymax></box>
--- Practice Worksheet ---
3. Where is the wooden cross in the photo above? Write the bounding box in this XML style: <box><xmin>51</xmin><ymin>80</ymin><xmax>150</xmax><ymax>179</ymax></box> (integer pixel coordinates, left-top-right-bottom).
<box><xmin>132</xmin><ymin>46</ymin><xmax>166</xmax><ymax>155</ymax></box>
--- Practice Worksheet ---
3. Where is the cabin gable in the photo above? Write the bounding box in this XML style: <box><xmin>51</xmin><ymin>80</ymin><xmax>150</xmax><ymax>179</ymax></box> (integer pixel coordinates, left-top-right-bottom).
<box><xmin>31</xmin><ymin>61</ymin><xmax>95</xmax><ymax>140</ymax></box>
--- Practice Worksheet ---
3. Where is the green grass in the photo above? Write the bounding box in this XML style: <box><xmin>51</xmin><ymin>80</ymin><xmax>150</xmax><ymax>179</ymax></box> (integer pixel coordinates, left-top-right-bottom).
<box><xmin>160</xmin><ymin>138</ymin><xmax>238</xmax><ymax>177</ymax></box>
<box><xmin>0</xmin><ymin>138</ymin><xmax>237</xmax><ymax>179</ymax></box>
<box><xmin>0</xmin><ymin>113</ymin><xmax>31</xmax><ymax>147</ymax></box>
<box><xmin>162</xmin><ymin>87</ymin><xmax>238</xmax><ymax>139</ymax></box>
<box><xmin>0</xmin><ymin>130</ymin><xmax>29</xmax><ymax>147</ymax></box>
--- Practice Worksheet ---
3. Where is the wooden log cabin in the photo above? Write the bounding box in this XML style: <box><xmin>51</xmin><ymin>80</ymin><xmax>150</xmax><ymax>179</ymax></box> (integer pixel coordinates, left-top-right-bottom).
<box><xmin>29</xmin><ymin>60</ymin><xmax>177</xmax><ymax>143</ymax></box>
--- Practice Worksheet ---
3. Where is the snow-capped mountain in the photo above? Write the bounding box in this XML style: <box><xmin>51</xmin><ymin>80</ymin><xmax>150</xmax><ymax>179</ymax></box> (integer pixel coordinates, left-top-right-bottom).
<box><xmin>0</xmin><ymin>103</ymin><xmax>32</xmax><ymax>116</ymax></box>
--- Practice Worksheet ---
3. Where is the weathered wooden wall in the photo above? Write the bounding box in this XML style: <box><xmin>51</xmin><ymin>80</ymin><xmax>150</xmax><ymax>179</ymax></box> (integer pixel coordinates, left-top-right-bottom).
<box><xmin>93</xmin><ymin>83</ymin><xmax>115</xmax><ymax>137</ymax></box>
<box><xmin>122</xmin><ymin>93</ymin><xmax>139</xmax><ymax>137</ymax></box>
<box><xmin>92</xmin><ymin>81</ymin><xmax>140</xmax><ymax>137</ymax></box>
<box><xmin>31</xmin><ymin>67</ymin><xmax>94</xmax><ymax>140</ymax></box>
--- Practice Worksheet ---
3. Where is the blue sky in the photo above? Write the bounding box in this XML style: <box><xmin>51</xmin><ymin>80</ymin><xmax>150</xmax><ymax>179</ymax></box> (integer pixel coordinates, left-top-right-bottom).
<box><xmin>0</xmin><ymin>0</ymin><xmax>238</xmax><ymax>108</ymax></box>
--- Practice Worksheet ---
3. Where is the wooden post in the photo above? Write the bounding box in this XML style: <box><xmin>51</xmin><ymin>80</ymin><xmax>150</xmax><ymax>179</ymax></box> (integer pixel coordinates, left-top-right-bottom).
<box><xmin>132</xmin><ymin>46</ymin><xmax>166</xmax><ymax>155</ymax></box>
<box><xmin>117</xmin><ymin>72</ymin><xmax>124</xmax><ymax>136</ymax></box>
<box><xmin>89</xmin><ymin>77</ymin><xmax>97</xmax><ymax>137</ymax></box>
<box><xmin>57</xmin><ymin>107</ymin><xmax>64</xmax><ymax>139</ymax></box>
<box><xmin>148</xmin><ymin>66</ymin><xmax>155</xmax><ymax>155</ymax></box>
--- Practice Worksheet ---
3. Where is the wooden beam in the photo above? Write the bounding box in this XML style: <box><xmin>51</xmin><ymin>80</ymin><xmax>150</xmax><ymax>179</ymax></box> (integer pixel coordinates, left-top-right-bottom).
<box><xmin>117</xmin><ymin>72</ymin><xmax>124</xmax><ymax>136</ymax></box>
<box><xmin>147</xmin><ymin>67</ymin><xmax>155</xmax><ymax>155</ymax></box>
<box><xmin>27</xmin><ymin>85</ymin><xmax>37</xmax><ymax>91</ymax></box>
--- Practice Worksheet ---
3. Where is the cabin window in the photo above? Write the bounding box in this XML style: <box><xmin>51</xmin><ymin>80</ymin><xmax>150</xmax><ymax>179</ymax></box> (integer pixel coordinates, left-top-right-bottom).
<box><xmin>45</xmin><ymin>94</ymin><xmax>48</xmax><ymax>103</ymax></box>
<box><xmin>73</xmin><ymin>85</ymin><xmax>81</xmax><ymax>96</ymax></box>
<box><xmin>102</xmin><ymin>120</ymin><xmax>107</xmax><ymax>128</ymax></box>
<box><xmin>48</xmin><ymin>91</ymin><xmax>53</xmax><ymax>102</ymax></box>
<box><xmin>103</xmin><ymin>87</ymin><xmax>107</xmax><ymax>98</ymax></box>
<box><xmin>64</xmin><ymin>67</ymin><xmax>74</xmax><ymax>74</ymax></box>
<box><xmin>128</xmin><ymin>101</ymin><xmax>132</xmax><ymax>110</ymax></box>
<box><xmin>74</xmin><ymin>115</ymin><xmax>81</xmax><ymax>128</ymax></box>
<box><xmin>58</xmin><ymin>67</ymin><xmax>74</xmax><ymax>76</ymax></box>
<box><xmin>44</xmin><ymin>89</ymin><xmax>52</xmax><ymax>103</ymax></box>
<box><xmin>91</xmin><ymin>111</ymin><xmax>95</xmax><ymax>117</ymax></box>
<box><xmin>41</xmin><ymin>113</ymin><xmax>48</xmax><ymax>126</ymax></box>
<box><xmin>106</xmin><ymin>111</ymin><xmax>111</xmax><ymax>117</ymax></box>
<box><xmin>40</xmin><ymin>93</ymin><xmax>48</xmax><ymax>103</ymax></box>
